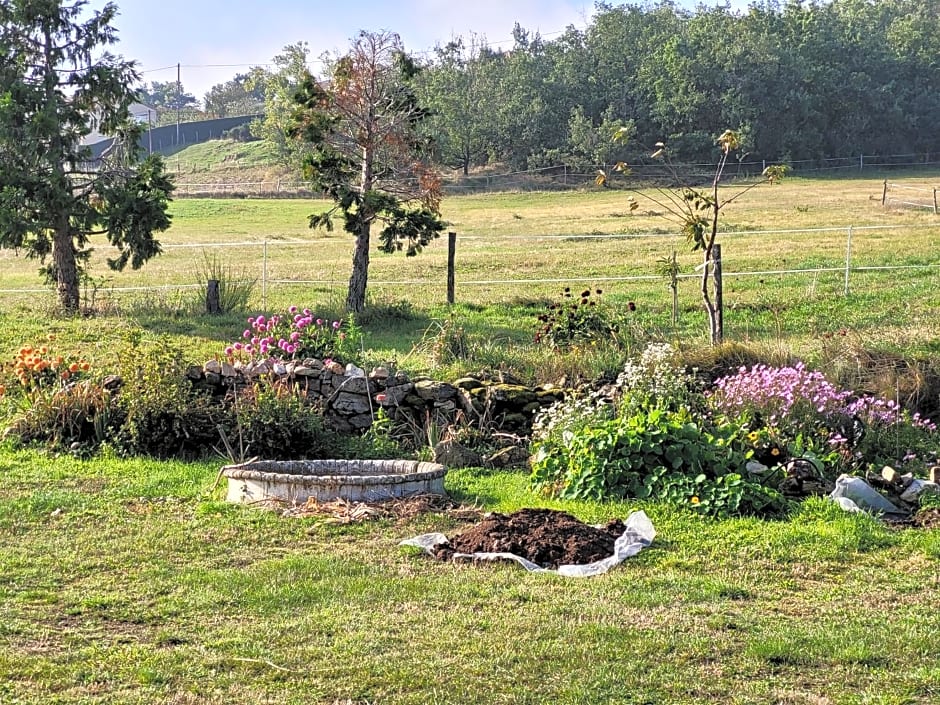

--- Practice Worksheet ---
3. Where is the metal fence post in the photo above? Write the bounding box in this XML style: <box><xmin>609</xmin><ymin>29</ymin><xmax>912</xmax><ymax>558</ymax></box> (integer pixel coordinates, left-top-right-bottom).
<box><xmin>844</xmin><ymin>226</ymin><xmax>853</xmax><ymax>295</ymax></box>
<box><xmin>262</xmin><ymin>240</ymin><xmax>268</xmax><ymax>309</ymax></box>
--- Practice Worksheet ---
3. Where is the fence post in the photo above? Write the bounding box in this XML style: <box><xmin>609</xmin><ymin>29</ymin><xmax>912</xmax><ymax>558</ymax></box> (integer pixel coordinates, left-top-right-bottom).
<box><xmin>713</xmin><ymin>243</ymin><xmax>723</xmax><ymax>345</ymax></box>
<box><xmin>934</xmin><ymin>189</ymin><xmax>938</xmax><ymax>215</ymax></box>
<box><xmin>844</xmin><ymin>226</ymin><xmax>853</xmax><ymax>295</ymax></box>
<box><xmin>882</xmin><ymin>180</ymin><xmax>888</xmax><ymax>206</ymax></box>
<box><xmin>447</xmin><ymin>231</ymin><xmax>457</xmax><ymax>305</ymax></box>
<box><xmin>859</xmin><ymin>154</ymin><xmax>864</xmax><ymax>171</ymax></box>
<box><xmin>206</xmin><ymin>279</ymin><xmax>221</xmax><ymax>314</ymax></box>
<box><xmin>262</xmin><ymin>240</ymin><xmax>268</xmax><ymax>309</ymax></box>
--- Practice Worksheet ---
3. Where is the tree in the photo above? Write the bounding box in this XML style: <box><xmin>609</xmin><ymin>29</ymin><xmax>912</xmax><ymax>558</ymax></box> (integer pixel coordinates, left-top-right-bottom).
<box><xmin>203</xmin><ymin>72</ymin><xmax>264</xmax><ymax>118</ymax></box>
<box><xmin>599</xmin><ymin>130</ymin><xmax>787</xmax><ymax>345</ymax></box>
<box><xmin>289</xmin><ymin>30</ymin><xmax>445</xmax><ymax>314</ymax></box>
<box><xmin>248</xmin><ymin>42</ymin><xmax>310</xmax><ymax>169</ymax></box>
<box><xmin>0</xmin><ymin>0</ymin><xmax>174</xmax><ymax>311</ymax></box>
<box><xmin>417</xmin><ymin>34</ymin><xmax>495</xmax><ymax>175</ymax></box>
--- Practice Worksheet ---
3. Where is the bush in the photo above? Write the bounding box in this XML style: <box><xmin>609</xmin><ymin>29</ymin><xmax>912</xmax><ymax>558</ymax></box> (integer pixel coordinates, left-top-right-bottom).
<box><xmin>530</xmin><ymin>345</ymin><xmax>789</xmax><ymax>518</ymax></box>
<box><xmin>111</xmin><ymin>336</ymin><xmax>225</xmax><ymax>458</ymax></box>
<box><xmin>225</xmin><ymin>381</ymin><xmax>344</xmax><ymax>461</ymax></box>
<box><xmin>223</xmin><ymin>307</ymin><xmax>362</xmax><ymax>365</ymax></box>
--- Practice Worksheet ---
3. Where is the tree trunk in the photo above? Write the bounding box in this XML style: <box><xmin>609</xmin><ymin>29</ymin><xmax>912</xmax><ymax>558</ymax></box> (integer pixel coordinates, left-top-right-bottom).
<box><xmin>53</xmin><ymin>215</ymin><xmax>80</xmax><ymax>312</ymax></box>
<box><xmin>345</xmin><ymin>220</ymin><xmax>371</xmax><ymax>313</ymax></box>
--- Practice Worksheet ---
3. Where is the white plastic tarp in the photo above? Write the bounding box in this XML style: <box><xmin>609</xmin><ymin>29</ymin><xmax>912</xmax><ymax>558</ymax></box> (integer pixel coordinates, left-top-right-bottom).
<box><xmin>400</xmin><ymin>510</ymin><xmax>656</xmax><ymax>578</ymax></box>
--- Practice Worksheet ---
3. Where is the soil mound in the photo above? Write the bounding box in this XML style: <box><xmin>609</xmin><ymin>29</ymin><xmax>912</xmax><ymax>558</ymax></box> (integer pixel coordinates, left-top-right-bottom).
<box><xmin>432</xmin><ymin>508</ymin><xmax>626</xmax><ymax>569</ymax></box>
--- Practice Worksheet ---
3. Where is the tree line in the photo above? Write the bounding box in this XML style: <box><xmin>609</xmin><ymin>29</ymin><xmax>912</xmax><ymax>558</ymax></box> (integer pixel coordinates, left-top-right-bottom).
<box><xmin>194</xmin><ymin>0</ymin><xmax>939</xmax><ymax>173</ymax></box>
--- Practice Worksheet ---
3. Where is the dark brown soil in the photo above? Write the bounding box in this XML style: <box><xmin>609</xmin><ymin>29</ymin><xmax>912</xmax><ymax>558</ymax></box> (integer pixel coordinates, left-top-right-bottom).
<box><xmin>431</xmin><ymin>508</ymin><xmax>626</xmax><ymax>569</ymax></box>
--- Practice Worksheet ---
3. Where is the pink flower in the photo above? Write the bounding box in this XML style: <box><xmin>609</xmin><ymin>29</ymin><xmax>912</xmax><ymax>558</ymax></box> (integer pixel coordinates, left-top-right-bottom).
<box><xmin>375</xmin><ymin>393</ymin><xmax>387</xmax><ymax>403</ymax></box>
<box><xmin>243</xmin><ymin>330</ymin><xmax>251</xmax><ymax>339</ymax></box>
<box><xmin>288</xmin><ymin>306</ymin><xmax>297</xmax><ymax>314</ymax></box>
<box><xmin>316</xmin><ymin>318</ymin><xmax>323</xmax><ymax>326</ymax></box>
<box><xmin>224</xmin><ymin>346</ymin><xmax>234</xmax><ymax>356</ymax></box>
<box><xmin>332</xmin><ymin>321</ymin><xmax>341</xmax><ymax>330</ymax></box>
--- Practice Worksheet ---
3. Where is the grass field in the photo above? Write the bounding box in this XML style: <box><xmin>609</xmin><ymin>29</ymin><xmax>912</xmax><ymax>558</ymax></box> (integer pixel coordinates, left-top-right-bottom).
<box><xmin>2</xmin><ymin>173</ymin><xmax>940</xmax><ymax>704</ymax></box>
<box><xmin>2</xmin><ymin>170</ymin><xmax>939</xmax><ymax>372</ymax></box>
<box><xmin>1</xmin><ymin>448</ymin><xmax>939</xmax><ymax>705</ymax></box>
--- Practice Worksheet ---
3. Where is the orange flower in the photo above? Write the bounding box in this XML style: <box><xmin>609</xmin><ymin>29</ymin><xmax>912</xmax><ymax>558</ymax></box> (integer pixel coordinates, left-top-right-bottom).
<box><xmin>79</xmin><ymin>361</ymin><xmax>90</xmax><ymax>372</ymax></box>
<box><xmin>61</xmin><ymin>370</ymin><xmax>71</xmax><ymax>381</ymax></box>
<box><xmin>68</xmin><ymin>362</ymin><xmax>80</xmax><ymax>373</ymax></box>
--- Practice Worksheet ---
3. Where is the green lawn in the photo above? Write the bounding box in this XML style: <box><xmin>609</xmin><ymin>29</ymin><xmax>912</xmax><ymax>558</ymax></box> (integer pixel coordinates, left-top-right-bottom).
<box><xmin>2</xmin><ymin>174</ymin><xmax>940</xmax><ymax>703</ymax></box>
<box><xmin>1</xmin><ymin>447</ymin><xmax>938</xmax><ymax>704</ymax></box>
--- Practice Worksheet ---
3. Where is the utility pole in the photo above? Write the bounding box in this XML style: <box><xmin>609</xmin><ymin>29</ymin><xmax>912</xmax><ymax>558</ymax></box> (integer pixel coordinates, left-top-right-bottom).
<box><xmin>176</xmin><ymin>62</ymin><xmax>181</xmax><ymax>146</ymax></box>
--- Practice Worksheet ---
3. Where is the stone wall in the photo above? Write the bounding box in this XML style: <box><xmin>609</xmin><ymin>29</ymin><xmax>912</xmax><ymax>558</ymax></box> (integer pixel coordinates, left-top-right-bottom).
<box><xmin>189</xmin><ymin>357</ymin><xmax>565</xmax><ymax>437</ymax></box>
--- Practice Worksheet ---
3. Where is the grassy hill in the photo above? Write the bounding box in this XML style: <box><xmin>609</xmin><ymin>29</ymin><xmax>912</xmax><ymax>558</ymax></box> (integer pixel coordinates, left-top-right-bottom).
<box><xmin>160</xmin><ymin>139</ymin><xmax>296</xmax><ymax>185</ymax></box>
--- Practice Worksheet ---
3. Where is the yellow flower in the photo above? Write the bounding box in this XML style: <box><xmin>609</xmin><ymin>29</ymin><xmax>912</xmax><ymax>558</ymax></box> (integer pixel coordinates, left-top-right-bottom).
<box><xmin>690</xmin><ymin>496</ymin><xmax>700</xmax><ymax>505</ymax></box>
<box><xmin>771</xmin><ymin>447</ymin><xmax>780</xmax><ymax>456</ymax></box>
<box><xmin>747</xmin><ymin>431</ymin><xmax>760</xmax><ymax>441</ymax></box>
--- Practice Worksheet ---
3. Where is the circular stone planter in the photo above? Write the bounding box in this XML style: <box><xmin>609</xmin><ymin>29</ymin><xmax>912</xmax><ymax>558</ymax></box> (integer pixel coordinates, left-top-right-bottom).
<box><xmin>220</xmin><ymin>459</ymin><xmax>447</xmax><ymax>504</ymax></box>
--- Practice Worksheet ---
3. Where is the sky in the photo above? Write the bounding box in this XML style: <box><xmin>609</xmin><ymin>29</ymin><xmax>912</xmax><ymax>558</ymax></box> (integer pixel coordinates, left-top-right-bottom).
<box><xmin>95</xmin><ymin>0</ymin><xmax>753</xmax><ymax>101</ymax></box>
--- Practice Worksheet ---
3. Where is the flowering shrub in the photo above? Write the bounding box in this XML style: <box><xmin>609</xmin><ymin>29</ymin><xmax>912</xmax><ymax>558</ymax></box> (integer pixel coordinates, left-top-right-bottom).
<box><xmin>531</xmin><ymin>346</ymin><xmax>788</xmax><ymax>518</ymax></box>
<box><xmin>709</xmin><ymin>363</ymin><xmax>939</xmax><ymax>474</ymax></box>
<box><xmin>535</xmin><ymin>288</ymin><xmax>614</xmax><ymax>349</ymax></box>
<box><xmin>223</xmin><ymin>306</ymin><xmax>361</xmax><ymax>364</ymax></box>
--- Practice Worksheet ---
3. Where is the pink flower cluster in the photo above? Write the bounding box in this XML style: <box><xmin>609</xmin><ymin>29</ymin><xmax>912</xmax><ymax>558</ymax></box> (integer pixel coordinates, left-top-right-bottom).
<box><xmin>711</xmin><ymin>362</ymin><xmax>851</xmax><ymax>428</ymax></box>
<box><xmin>223</xmin><ymin>306</ymin><xmax>343</xmax><ymax>362</ymax></box>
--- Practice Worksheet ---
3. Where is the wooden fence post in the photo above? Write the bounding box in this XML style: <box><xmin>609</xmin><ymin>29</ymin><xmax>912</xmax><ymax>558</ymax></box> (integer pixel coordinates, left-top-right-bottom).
<box><xmin>933</xmin><ymin>188</ymin><xmax>938</xmax><ymax>215</ymax></box>
<box><xmin>206</xmin><ymin>279</ymin><xmax>221</xmax><ymax>314</ymax></box>
<box><xmin>447</xmin><ymin>231</ymin><xmax>457</xmax><ymax>305</ymax></box>
<box><xmin>713</xmin><ymin>244</ymin><xmax>723</xmax><ymax>344</ymax></box>
<box><xmin>882</xmin><ymin>180</ymin><xmax>888</xmax><ymax>206</ymax></box>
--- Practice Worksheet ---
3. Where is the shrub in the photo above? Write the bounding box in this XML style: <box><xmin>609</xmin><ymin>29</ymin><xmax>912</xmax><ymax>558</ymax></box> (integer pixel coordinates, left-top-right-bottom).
<box><xmin>112</xmin><ymin>336</ymin><xmax>225</xmax><ymax>458</ymax></box>
<box><xmin>535</xmin><ymin>288</ymin><xmax>615</xmax><ymax>349</ymax></box>
<box><xmin>225</xmin><ymin>381</ymin><xmax>345</xmax><ymax>461</ymax></box>
<box><xmin>530</xmin><ymin>345</ymin><xmax>789</xmax><ymax>518</ymax></box>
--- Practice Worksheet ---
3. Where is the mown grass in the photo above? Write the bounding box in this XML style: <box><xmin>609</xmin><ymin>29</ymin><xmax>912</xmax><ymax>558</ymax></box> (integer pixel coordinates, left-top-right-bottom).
<box><xmin>1</xmin><ymin>446</ymin><xmax>938</xmax><ymax>704</ymax></box>
<box><xmin>2</xmin><ymin>173</ymin><xmax>940</xmax><ymax>703</ymax></box>
<box><xmin>2</xmin><ymin>171</ymin><xmax>939</xmax><ymax>375</ymax></box>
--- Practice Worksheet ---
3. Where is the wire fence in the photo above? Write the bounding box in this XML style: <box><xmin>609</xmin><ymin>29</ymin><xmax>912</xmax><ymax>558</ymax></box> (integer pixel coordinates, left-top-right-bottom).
<box><xmin>170</xmin><ymin>151</ymin><xmax>940</xmax><ymax>198</ymax></box>
<box><xmin>2</xmin><ymin>223</ymin><xmax>937</xmax><ymax>313</ymax></box>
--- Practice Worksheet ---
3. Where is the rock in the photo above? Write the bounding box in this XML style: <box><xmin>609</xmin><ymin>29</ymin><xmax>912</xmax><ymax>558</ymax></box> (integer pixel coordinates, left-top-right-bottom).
<box><xmin>337</xmin><ymin>375</ymin><xmax>369</xmax><ymax>395</ymax></box>
<box><xmin>414</xmin><ymin>379</ymin><xmax>458</xmax><ymax>402</ymax></box>
<box><xmin>220</xmin><ymin>362</ymin><xmax>237</xmax><ymax>377</ymax></box>
<box><xmin>329</xmin><ymin>361</ymin><xmax>345</xmax><ymax>374</ymax></box>
<box><xmin>381</xmin><ymin>383</ymin><xmax>414</xmax><ymax>406</ymax></box>
<box><xmin>204</xmin><ymin>359</ymin><xmax>222</xmax><ymax>374</ymax></box>
<box><xmin>346</xmin><ymin>363</ymin><xmax>366</xmax><ymax>378</ymax></box>
<box><xmin>930</xmin><ymin>466</ymin><xmax>940</xmax><ymax>484</ymax></box>
<box><xmin>186</xmin><ymin>365</ymin><xmax>204</xmax><ymax>381</ymax></box>
<box><xmin>454</xmin><ymin>376</ymin><xmax>483</xmax><ymax>391</ymax></box>
<box><xmin>204</xmin><ymin>371</ymin><xmax>222</xmax><ymax>386</ymax></box>
<box><xmin>101</xmin><ymin>374</ymin><xmax>122</xmax><ymax>392</ymax></box>
<box><xmin>433</xmin><ymin>440</ymin><xmax>484</xmax><ymax>468</ymax></box>
<box><xmin>293</xmin><ymin>365</ymin><xmax>317</xmax><ymax>377</ymax></box>
<box><xmin>331</xmin><ymin>391</ymin><xmax>372</xmax><ymax>416</ymax></box>
<box><xmin>486</xmin><ymin>384</ymin><xmax>537</xmax><ymax>409</ymax></box>
<box><xmin>485</xmin><ymin>445</ymin><xmax>530</xmax><ymax>469</ymax></box>
<box><xmin>370</xmin><ymin>366</ymin><xmax>390</xmax><ymax>380</ymax></box>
